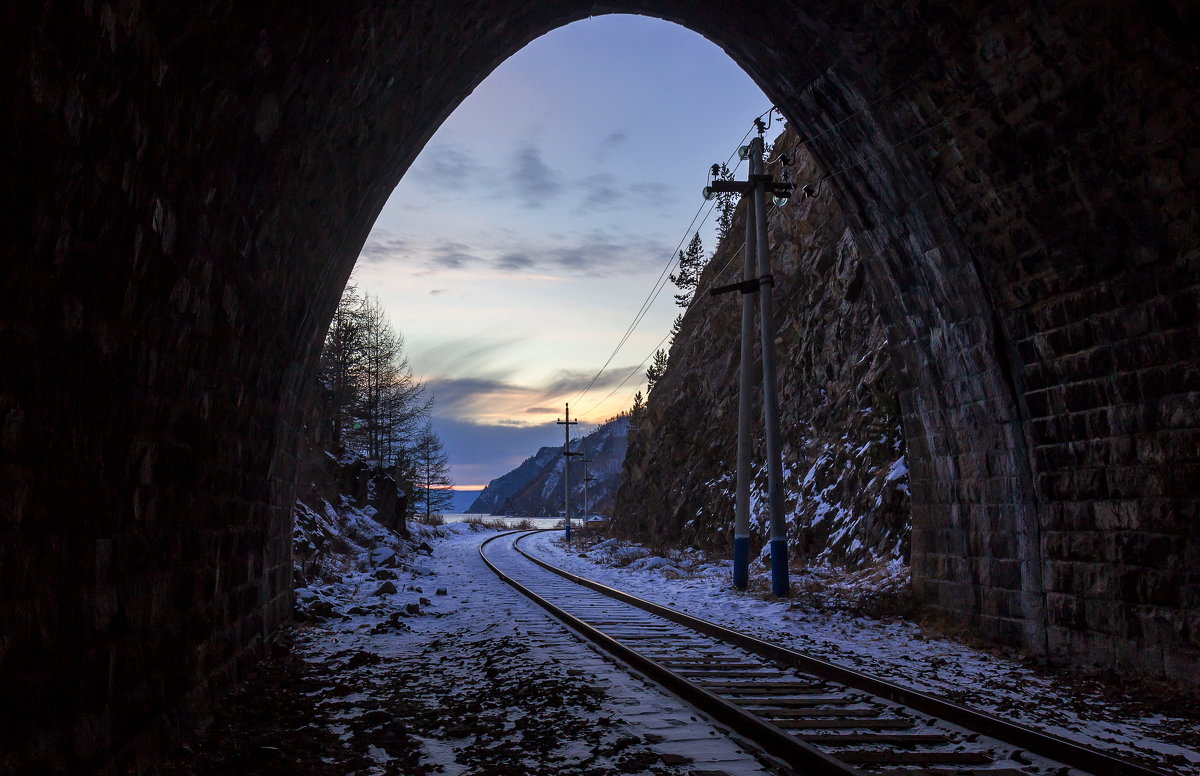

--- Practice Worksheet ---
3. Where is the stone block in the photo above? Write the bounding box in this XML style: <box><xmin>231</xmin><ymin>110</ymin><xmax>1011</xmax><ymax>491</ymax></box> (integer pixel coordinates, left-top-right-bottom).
<box><xmin>1163</xmin><ymin>648</ymin><xmax>1200</xmax><ymax>683</ymax></box>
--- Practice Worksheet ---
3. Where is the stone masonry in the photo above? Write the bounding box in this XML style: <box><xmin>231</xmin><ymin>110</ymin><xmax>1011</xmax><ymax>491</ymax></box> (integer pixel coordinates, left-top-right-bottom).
<box><xmin>1</xmin><ymin>1</ymin><xmax>1196</xmax><ymax>772</ymax></box>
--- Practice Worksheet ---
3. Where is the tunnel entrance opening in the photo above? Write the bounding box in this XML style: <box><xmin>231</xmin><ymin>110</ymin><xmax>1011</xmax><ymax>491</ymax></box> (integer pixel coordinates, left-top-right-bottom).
<box><xmin>343</xmin><ymin>10</ymin><xmax>915</xmax><ymax>598</ymax></box>
<box><xmin>3</xmin><ymin>3</ymin><xmax>1196</xmax><ymax>772</ymax></box>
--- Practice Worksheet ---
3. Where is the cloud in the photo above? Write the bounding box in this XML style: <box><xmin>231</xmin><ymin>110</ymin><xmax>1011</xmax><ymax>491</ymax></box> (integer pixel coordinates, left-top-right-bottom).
<box><xmin>359</xmin><ymin>232</ymin><xmax>481</xmax><ymax>272</ymax></box>
<box><xmin>574</xmin><ymin>175</ymin><xmax>676</xmax><ymax>214</ymax></box>
<box><xmin>423</xmin><ymin>362</ymin><xmax>639</xmax><ymax>427</ymax></box>
<box><xmin>539</xmin><ymin>365</ymin><xmax>639</xmax><ymax>396</ymax></box>
<box><xmin>409</xmin><ymin>145</ymin><xmax>484</xmax><ymax>190</ymax></box>
<box><xmin>429</xmin><ymin>288</ymin><xmax>447</xmax><ymax>296</ymax></box>
<box><xmin>580</xmin><ymin>173</ymin><xmax>620</xmax><ymax>210</ymax></box>
<box><xmin>413</xmin><ymin>336</ymin><xmax>522</xmax><ymax>382</ymax></box>
<box><xmin>594</xmin><ymin>130</ymin><xmax>627</xmax><ymax>161</ymax></box>
<box><xmin>629</xmin><ymin>180</ymin><xmax>671</xmax><ymax>202</ymax></box>
<box><xmin>495</xmin><ymin>252</ymin><xmax>535</xmax><ymax>271</ymax></box>
<box><xmin>429</xmin><ymin>242</ymin><xmax>481</xmax><ymax>270</ymax></box>
<box><xmin>427</xmin><ymin>376</ymin><xmax>527</xmax><ymax>417</ymax></box>
<box><xmin>360</xmin><ymin>227</ymin><xmax>670</xmax><ymax>279</ymax></box>
<box><xmin>509</xmin><ymin>143</ymin><xmax>562</xmax><ymax>207</ymax></box>
<box><xmin>358</xmin><ymin>231</ymin><xmax>409</xmax><ymax>263</ymax></box>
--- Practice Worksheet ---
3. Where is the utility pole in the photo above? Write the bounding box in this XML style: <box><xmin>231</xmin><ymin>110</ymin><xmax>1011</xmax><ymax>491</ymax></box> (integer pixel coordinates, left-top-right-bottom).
<box><xmin>557</xmin><ymin>404</ymin><xmax>579</xmax><ymax>544</ymax></box>
<box><xmin>707</xmin><ymin>120</ymin><xmax>794</xmax><ymax>597</ymax></box>
<box><xmin>733</xmin><ymin>175</ymin><xmax>757</xmax><ymax>590</ymax></box>
<box><xmin>750</xmin><ymin>133</ymin><xmax>790</xmax><ymax>598</ymax></box>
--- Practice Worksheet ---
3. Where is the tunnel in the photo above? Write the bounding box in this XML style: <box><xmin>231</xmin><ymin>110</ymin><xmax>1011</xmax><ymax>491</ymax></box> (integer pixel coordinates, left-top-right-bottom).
<box><xmin>1</xmin><ymin>0</ymin><xmax>1197</xmax><ymax>771</ymax></box>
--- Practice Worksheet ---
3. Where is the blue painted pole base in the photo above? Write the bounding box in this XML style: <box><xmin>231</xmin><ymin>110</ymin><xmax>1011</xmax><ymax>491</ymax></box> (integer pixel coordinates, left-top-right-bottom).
<box><xmin>770</xmin><ymin>537</ymin><xmax>789</xmax><ymax>597</ymax></box>
<box><xmin>732</xmin><ymin>535</ymin><xmax>750</xmax><ymax>590</ymax></box>
<box><xmin>565</xmin><ymin>520</ymin><xmax>571</xmax><ymax>544</ymax></box>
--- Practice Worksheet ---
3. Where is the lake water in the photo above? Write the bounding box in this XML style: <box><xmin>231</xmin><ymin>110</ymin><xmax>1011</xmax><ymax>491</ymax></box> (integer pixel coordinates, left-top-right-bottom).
<box><xmin>443</xmin><ymin>514</ymin><xmax>564</xmax><ymax>530</ymax></box>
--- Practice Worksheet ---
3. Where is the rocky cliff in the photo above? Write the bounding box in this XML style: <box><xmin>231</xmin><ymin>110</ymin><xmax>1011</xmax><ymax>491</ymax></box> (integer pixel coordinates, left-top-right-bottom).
<box><xmin>614</xmin><ymin>125</ymin><xmax>909</xmax><ymax>567</ymax></box>
<box><xmin>470</xmin><ymin>416</ymin><xmax>629</xmax><ymax>516</ymax></box>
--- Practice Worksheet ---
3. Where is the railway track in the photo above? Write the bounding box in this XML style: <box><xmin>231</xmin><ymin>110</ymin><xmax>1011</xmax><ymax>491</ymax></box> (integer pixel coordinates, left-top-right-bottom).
<box><xmin>480</xmin><ymin>530</ymin><xmax>1168</xmax><ymax>776</ymax></box>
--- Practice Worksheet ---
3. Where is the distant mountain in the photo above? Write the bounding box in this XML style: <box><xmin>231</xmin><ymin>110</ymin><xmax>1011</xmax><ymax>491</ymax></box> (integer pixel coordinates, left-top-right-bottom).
<box><xmin>469</xmin><ymin>416</ymin><xmax>629</xmax><ymax>517</ymax></box>
<box><xmin>446</xmin><ymin>489</ymin><xmax>481</xmax><ymax>514</ymax></box>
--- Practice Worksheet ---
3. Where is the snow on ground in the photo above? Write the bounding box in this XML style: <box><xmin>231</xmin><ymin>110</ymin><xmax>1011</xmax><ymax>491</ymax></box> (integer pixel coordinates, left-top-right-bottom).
<box><xmin>522</xmin><ymin>530</ymin><xmax>1200</xmax><ymax>774</ymax></box>
<box><xmin>196</xmin><ymin>508</ymin><xmax>782</xmax><ymax>776</ymax></box>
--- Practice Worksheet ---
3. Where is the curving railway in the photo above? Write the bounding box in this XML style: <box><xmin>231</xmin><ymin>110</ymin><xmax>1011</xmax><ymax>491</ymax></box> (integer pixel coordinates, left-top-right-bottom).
<box><xmin>480</xmin><ymin>530</ymin><xmax>1169</xmax><ymax>776</ymax></box>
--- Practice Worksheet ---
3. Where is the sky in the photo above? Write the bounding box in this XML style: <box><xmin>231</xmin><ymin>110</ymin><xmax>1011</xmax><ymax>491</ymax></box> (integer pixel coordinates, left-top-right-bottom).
<box><xmin>352</xmin><ymin>14</ymin><xmax>781</xmax><ymax>490</ymax></box>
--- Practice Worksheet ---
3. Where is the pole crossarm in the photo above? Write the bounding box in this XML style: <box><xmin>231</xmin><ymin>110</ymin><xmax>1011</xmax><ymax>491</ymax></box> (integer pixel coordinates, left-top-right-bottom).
<box><xmin>704</xmin><ymin>180</ymin><xmax>752</xmax><ymax>195</ymax></box>
<box><xmin>709</xmin><ymin>275</ymin><xmax>775</xmax><ymax>296</ymax></box>
<box><xmin>706</xmin><ymin>179</ymin><xmax>793</xmax><ymax>196</ymax></box>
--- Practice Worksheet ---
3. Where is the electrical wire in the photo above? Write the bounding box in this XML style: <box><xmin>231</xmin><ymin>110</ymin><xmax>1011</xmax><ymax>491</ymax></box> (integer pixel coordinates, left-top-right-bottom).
<box><xmin>566</xmin><ymin>113</ymin><xmax>770</xmax><ymax>406</ymax></box>
<box><xmin>570</xmin><ymin>79</ymin><xmax>953</xmax><ymax>416</ymax></box>
<box><xmin>575</xmin><ymin>35</ymin><xmax>1106</xmax><ymax>419</ymax></box>
<box><xmin>595</xmin><ymin>52</ymin><xmax>1140</xmax><ymax>418</ymax></box>
<box><xmin>578</xmin><ymin>208</ymin><xmax>768</xmax><ymax>419</ymax></box>
<box><xmin>565</xmin><ymin>198</ymin><xmax>712</xmax><ymax>404</ymax></box>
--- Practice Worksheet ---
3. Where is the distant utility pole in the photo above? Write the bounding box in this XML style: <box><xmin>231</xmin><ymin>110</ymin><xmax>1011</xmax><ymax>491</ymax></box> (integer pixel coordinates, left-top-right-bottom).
<box><xmin>557</xmin><ymin>404</ymin><xmax>579</xmax><ymax>544</ymax></box>
<box><xmin>707</xmin><ymin>121</ymin><xmax>794</xmax><ymax>597</ymax></box>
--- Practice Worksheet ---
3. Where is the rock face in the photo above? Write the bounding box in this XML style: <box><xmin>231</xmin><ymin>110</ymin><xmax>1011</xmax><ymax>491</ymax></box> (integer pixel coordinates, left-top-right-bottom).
<box><xmin>615</xmin><ymin>127</ymin><xmax>910</xmax><ymax>567</ymax></box>
<box><xmin>2</xmin><ymin>3</ymin><xmax>1197</xmax><ymax>772</ymax></box>
<box><xmin>472</xmin><ymin>416</ymin><xmax>629</xmax><ymax>517</ymax></box>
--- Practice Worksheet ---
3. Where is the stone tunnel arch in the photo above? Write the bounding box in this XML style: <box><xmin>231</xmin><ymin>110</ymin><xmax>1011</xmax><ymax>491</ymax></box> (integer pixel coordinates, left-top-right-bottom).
<box><xmin>1</xmin><ymin>1</ymin><xmax>1196</xmax><ymax>772</ymax></box>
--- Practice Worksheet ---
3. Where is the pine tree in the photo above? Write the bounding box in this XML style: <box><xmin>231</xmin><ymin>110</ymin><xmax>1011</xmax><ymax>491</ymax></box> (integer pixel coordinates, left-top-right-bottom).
<box><xmin>645</xmin><ymin>348</ymin><xmax>669</xmax><ymax>394</ymax></box>
<box><xmin>669</xmin><ymin>232</ymin><xmax>705</xmax><ymax>308</ymax></box>
<box><xmin>412</xmin><ymin>422</ymin><xmax>454</xmax><ymax>519</ymax></box>
<box><xmin>713</xmin><ymin>163</ymin><xmax>736</xmax><ymax>245</ymax></box>
<box><xmin>670</xmin><ymin>313</ymin><xmax>684</xmax><ymax>341</ymax></box>
<box><xmin>629</xmin><ymin>391</ymin><xmax>646</xmax><ymax>432</ymax></box>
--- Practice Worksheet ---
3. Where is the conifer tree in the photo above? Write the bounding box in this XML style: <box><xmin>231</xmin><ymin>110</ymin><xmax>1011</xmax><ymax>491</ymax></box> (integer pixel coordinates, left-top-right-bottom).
<box><xmin>713</xmin><ymin>163</ymin><xmax>736</xmax><ymax>245</ymax></box>
<box><xmin>412</xmin><ymin>421</ymin><xmax>455</xmax><ymax>518</ymax></box>
<box><xmin>645</xmin><ymin>348</ymin><xmax>669</xmax><ymax>394</ymax></box>
<box><xmin>670</xmin><ymin>313</ymin><xmax>684</xmax><ymax>341</ymax></box>
<box><xmin>669</xmin><ymin>232</ymin><xmax>705</xmax><ymax>308</ymax></box>
<box><xmin>629</xmin><ymin>391</ymin><xmax>646</xmax><ymax>431</ymax></box>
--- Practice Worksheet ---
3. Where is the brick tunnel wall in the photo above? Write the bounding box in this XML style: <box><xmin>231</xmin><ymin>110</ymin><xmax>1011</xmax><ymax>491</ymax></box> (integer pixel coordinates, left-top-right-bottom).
<box><xmin>0</xmin><ymin>0</ymin><xmax>1196</xmax><ymax>771</ymax></box>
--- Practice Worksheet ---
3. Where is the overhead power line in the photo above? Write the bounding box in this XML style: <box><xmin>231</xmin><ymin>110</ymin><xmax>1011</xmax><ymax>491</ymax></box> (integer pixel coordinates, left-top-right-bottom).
<box><xmin>568</xmin><ymin>112</ymin><xmax>772</xmax><ymax>407</ymax></box>
<box><xmin>593</xmin><ymin>44</ymin><xmax>1126</xmax><ymax>419</ymax></box>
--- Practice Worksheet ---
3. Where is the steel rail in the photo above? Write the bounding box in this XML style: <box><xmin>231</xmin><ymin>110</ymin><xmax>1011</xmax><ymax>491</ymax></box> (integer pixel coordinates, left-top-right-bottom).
<box><xmin>479</xmin><ymin>531</ymin><xmax>865</xmax><ymax>775</ymax></box>
<box><xmin>510</xmin><ymin>531</ymin><xmax>1170</xmax><ymax>776</ymax></box>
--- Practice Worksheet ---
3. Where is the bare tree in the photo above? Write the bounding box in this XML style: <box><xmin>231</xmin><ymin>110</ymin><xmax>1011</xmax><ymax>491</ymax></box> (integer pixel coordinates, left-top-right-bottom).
<box><xmin>319</xmin><ymin>285</ymin><xmax>430</xmax><ymax>468</ymax></box>
<box><xmin>319</xmin><ymin>284</ymin><xmax>367</xmax><ymax>449</ymax></box>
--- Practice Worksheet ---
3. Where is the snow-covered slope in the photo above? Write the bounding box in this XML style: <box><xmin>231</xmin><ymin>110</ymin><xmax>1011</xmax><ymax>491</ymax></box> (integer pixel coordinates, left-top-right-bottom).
<box><xmin>470</xmin><ymin>416</ymin><xmax>629</xmax><ymax>516</ymax></box>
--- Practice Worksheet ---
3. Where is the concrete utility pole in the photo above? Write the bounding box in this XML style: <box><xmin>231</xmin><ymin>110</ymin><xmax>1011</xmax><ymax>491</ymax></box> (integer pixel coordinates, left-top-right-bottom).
<box><xmin>707</xmin><ymin>124</ymin><xmax>794</xmax><ymax>596</ymax></box>
<box><xmin>733</xmin><ymin>182</ymin><xmax>757</xmax><ymax>589</ymax></box>
<box><xmin>750</xmin><ymin>134</ymin><xmax>790</xmax><ymax>598</ymax></box>
<box><xmin>557</xmin><ymin>404</ymin><xmax>579</xmax><ymax>544</ymax></box>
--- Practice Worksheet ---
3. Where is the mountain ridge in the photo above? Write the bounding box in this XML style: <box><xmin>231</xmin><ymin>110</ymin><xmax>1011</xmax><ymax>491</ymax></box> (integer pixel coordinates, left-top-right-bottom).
<box><xmin>469</xmin><ymin>416</ymin><xmax>629</xmax><ymax>516</ymax></box>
